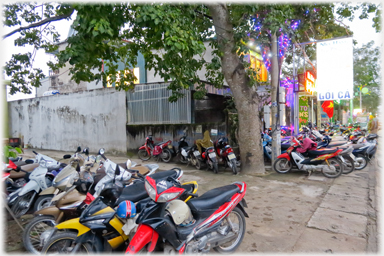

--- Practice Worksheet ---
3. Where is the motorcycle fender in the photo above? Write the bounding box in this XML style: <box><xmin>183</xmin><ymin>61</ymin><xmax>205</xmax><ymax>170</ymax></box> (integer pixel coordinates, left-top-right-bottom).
<box><xmin>34</xmin><ymin>206</ymin><xmax>62</xmax><ymax>220</ymax></box>
<box><xmin>237</xmin><ymin>199</ymin><xmax>249</xmax><ymax>218</ymax></box>
<box><xmin>139</xmin><ymin>145</ymin><xmax>146</xmax><ymax>150</ymax></box>
<box><xmin>55</xmin><ymin>218</ymin><xmax>90</xmax><ymax>236</ymax></box>
<box><xmin>39</xmin><ymin>187</ymin><xmax>57</xmax><ymax>195</ymax></box>
<box><xmin>19</xmin><ymin>180</ymin><xmax>40</xmax><ymax>196</ymax></box>
<box><xmin>142</xmin><ymin>218</ymin><xmax>181</xmax><ymax>249</ymax></box>
<box><xmin>277</xmin><ymin>153</ymin><xmax>291</xmax><ymax>161</ymax></box>
<box><xmin>126</xmin><ymin>224</ymin><xmax>159</xmax><ymax>254</ymax></box>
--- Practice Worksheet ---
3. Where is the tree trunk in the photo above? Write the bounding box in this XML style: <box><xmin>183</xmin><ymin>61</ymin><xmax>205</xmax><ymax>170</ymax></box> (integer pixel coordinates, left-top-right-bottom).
<box><xmin>207</xmin><ymin>4</ymin><xmax>265</xmax><ymax>174</ymax></box>
<box><xmin>270</xmin><ymin>33</ymin><xmax>281</xmax><ymax>163</ymax></box>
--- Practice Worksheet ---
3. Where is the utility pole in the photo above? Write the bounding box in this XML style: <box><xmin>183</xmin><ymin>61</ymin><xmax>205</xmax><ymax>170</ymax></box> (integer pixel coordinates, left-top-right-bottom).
<box><xmin>270</xmin><ymin>32</ymin><xmax>281</xmax><ymax>163</ymax></box>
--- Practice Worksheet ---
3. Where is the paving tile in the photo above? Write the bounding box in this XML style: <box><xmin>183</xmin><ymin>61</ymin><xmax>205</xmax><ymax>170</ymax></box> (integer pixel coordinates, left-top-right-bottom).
<box><xmin>327</xmin><ymin>184</ymin><xmax>368</xmax><ymax>199</ymax></box>
<box><xmin>319</xmin><ymin>193</ymin><xmax>368</xmax><ymax>215</ymax></box>
<box><xmin>307</xmin><ymin>208</ymin><xmax>367</xmax><ymax>238</ymax></box>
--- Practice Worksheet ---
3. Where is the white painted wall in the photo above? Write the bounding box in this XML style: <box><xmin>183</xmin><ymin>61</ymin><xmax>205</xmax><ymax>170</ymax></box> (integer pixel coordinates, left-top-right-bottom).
<box><xmin>146</xmin><ymin>41</ymin><xmax>228</xmax><ymax>85</ymax></box>
<box><xmin>8</xmin><ymin>88</ymin><xmax>127</xmax><ymax>154</ymax></box>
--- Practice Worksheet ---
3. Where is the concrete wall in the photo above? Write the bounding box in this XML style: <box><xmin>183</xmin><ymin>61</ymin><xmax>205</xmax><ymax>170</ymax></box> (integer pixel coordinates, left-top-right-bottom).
<box><xmin>8</xmin><ymin>88</ymin><xmax>127</xmax><ymax>154</ymax></box>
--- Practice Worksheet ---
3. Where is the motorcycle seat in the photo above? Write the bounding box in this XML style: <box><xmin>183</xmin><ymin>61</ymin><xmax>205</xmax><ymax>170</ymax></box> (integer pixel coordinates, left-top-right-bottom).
<box><xmin>47</xmin><ymin>163</ymin><xmax>67</xmax><ymax>173</ymax></box>
<box><xmin>307</xmin><ymin>148</ymin><xmax>338</xmax><ymax>156</ymax></box>
<box><xmin>114</xmin><ymin>180</ymin><xmax>148</xmax><ymax>206</ymax></box>
<box><xmin>327</xmin><ymin>142</ymin><xmax>347</xmax><ymax>147</ymax></box>
<box><xmin>182</xmin><ymin>146</ymin><xmax>193</xmax><ymax>152</ymax></box>
<box><xmin>351</xmin><ymin>143</ymin><xmax>367</xmax><ymax>150</ymax></box>
<box><xmin>148</xmin><ymin>169</ymin><xmax>181</xmax><ymax>180</ymax></box>
<box><xmin>280</xmin><ymin>143</ymin><xmax>291</xmax><ymax>150</ymax></box>
<box><xmin>187</xmin><ymin>184</ymin><xmax>240</xmax><ymax>217</ymax></box>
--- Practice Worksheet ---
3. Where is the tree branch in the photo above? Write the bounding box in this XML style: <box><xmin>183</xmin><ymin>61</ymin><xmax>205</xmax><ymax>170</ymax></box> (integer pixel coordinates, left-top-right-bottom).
<box><xmin>2</xmin><ymin>8</ymin><xmax>75</xmax><ymax>40</ymax></box>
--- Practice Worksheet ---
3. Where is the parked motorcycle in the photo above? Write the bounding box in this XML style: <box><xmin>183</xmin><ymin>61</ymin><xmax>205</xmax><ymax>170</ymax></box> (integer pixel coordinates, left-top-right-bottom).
<box><xmin>138</xmin><ymin>135</ymin><xmax>173</xmax><ymax>163</ymax></box>
<box><xmin>176</xmin><ymin>135</ymin><xmax>190</xmax><ymax>164</ymax></box>
<box><xmin>195</xmin><ymin>146</ymin><xmax>219</xmax><ymax>173</ymax></box>
<box><xmin>273</xmin><ymin>137</ymin><xmax>344</xmax><ymax>178</ymax></box>
<box><xmin>214</xmin><ymin>137</ymin><xmax>239</xmax><ymax>174</ymax></box>
<box><xmin>41</xmin><ymin>167</ymin><xmax>197</xmax><ymax>253</ymax></box>
<box><xmin>126</xmin><ymin>176</ymin><xmax>248</xmax><ymax>254</ymax></box>
<box><xmin>8</xmin><ymin>151</ymin><xmax>70</xmax><ymax>218</ymax></box>
<box><xmin>4</xmin><ymin>159</ymin><xmax>39</xmax><ymax>194</ymax></box>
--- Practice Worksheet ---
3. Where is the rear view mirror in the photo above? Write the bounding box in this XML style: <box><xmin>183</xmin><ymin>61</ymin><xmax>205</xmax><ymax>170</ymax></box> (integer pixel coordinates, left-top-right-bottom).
<box><xmin>98</xmin><ymin>148</ymin><xmax>105</xmax><ymax>155</ymax></box>
<box><xmin>63</xmin><ymin>154</ymin><xmax>72</xmax><ymax>159</ymax></box>
<box><xmin>83</xmin><ymin>147</ymin><xmax>89</xmax><ymax>156</ymax></box>
<box><xmin>76</xmin><ymin>146</ymin><xmax>81</xmax><ymax>153</ymax></box>
<box><xmin>126</xmin><ymin>159</ymin><xmax>132</xmax><ymax>169</ymax></box>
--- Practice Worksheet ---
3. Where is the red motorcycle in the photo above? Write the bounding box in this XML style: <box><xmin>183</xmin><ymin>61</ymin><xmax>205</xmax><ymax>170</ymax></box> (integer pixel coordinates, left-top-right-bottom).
<box><xmin>214</xmin><ymin>137</ymin><xmax>239</xmax><ymax>174</ymax></box>
<box><xmin>273</xmin><ymin>136</ymin><xmax>344</xmax><ymax>178</ymax></box>
<box><xmin>138</xmin><ymin>136</ymin><xmax>173</xmax><ymax>163</ymax></box>
<box><xmin>126</xmin><ymin>175</ymin><xmax>248</xmax><ymax>254</ymax></box>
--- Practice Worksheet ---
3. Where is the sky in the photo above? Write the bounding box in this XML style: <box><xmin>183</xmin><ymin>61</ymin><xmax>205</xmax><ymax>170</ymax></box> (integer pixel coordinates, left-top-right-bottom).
<box><xmin>1</xmin><ymin>4</ymin><xmax>383</xmax><ymax>102</ymax></box>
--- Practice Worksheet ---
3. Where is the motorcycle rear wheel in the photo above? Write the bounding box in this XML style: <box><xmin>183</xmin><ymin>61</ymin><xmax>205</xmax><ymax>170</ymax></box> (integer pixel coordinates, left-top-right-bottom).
<box><xmin>213</xmin><ymin>207</ymin><xmax>246</xmax><ymax>254</ymax></box>
<box><xmin>11</xmin><ymin>191</ymin><xmax>35</xmax><ymax>218</ymax></box>
<box><xmin>195</xmin><ymin>159</ymin><xmax>203</xmax><ymax>170</ymax></box>
<box><xmin>23</xmin><ymin>215</ymin><xmax>56</xmax><ymax>254</ymax></box>
<box><xmin>230</xmin><ymin>159</ymin><xmax>238</xmax><ymax>175</ymax></box>
<box><xmin>354</xmin><ymin>155</ymin><xmax>368</xmax><ymax>170</ymax></box>
<box><xmin>178</xmin><ymin>153</ymin><xmax>188</xmax><ymax>164</ymax></box>
<box><xmin>161</xmin><ymin>148</ymin><xmax>172</xmax><ymax>163</ymax></box>
<box><xmin>34</xmin><ymin>194</ymin><xmax>54</xmax><ymax>212</ymax></box>
<box><xmin>322</xmin><ymin>158</ymin><xmax>343</xmax><ymax>178</ymax></box>
<box><xmin>42</xmin><ymin>232</ymin><xmax>94</xmax><ymax>254</ymax></box>
<box><xmin>213</xmin><ymin>162</ymin><xmax>219</xmax><ymax>174</ymax></box>
<box><xmin>273</xmin><ymin>158</ymin><xmax>292</xmax><ymax>174</ymax></box>
<box><xmin>138</xmin><ymin>149</ymin><xmax>151</xmax><ymax>161</ymax></box>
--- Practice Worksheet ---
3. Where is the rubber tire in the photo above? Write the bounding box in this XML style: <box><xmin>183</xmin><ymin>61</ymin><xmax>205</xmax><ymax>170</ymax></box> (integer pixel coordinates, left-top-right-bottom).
<box><xmin>230</xmin><ymin>159</ymin><xmax>238</xmax><ymax>175</ymax></box>
<box><xmin>213</xmin><ymin>162</ymin><xmax>219</xmax><ymax>174</ymax></box>
<box><xmin>22</xmin><ymin>215</ymin><xmax>56</xmax><ymax>254</ymax></box>
<box><xmin>213</xmin><ymin>207</ymin><xmax>246</xmax><ymax>254</ymax></box>
<box><xmin>195</xmin><ymin>159</ymin><xmax>203</xmax><ymax>170</ymax></box>
<box><xmin>161</xmin><ymin>148</ymin><xmax>172</xmax><ymax>163</ymax></box>
<box><xmin>178</xmin><ymin>153</ymin><xmax>188</xmax><ymax>164</ymax></box>
<box><xmin>322</xmin><ymin>158</ymin><xmax>343</xmax><ymax>178</ymax></box>
<box><xmin>354</xmin><ymin>155</ymin><xmax>368</xmax><ymax>170</ymax></box>
<box><xmin>273</xmin><ymin>158</ymin><xmax>292</xmax><ymax>174</ymax></box>
<box><xmin>138</xmin><ymin>149</ymin><xmax>151</xmax><ymax>161</ymax></box>
<box><xmin>11</xmin><ymin>191</ymin><xmax>35</xmax><ymax>218</ymax></box>
<box><xmin>341</xmin><ymin>156</ymin><xmax>355</xmax><ymax>174</ymax></box>
<box><xmin>33</xmin><ymin>195</ymin><xmax>54</xmax><ymax>212</ymax></box>
<box><xmin>42</xmin><ymin>231</ymin><xmax>94</xmax><ymax>254</ymax></box>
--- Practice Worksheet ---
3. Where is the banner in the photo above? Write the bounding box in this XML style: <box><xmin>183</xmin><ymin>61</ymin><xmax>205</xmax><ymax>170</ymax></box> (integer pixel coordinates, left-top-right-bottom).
<box><xmin>316</xmin><ymin>37</ymin><xmax>354</xmax><ymax>101</ymax></box>
<box><xmin>299</xmin><ymin>97</ymin><xmax>309</xmax><ymax>127</ymax></box>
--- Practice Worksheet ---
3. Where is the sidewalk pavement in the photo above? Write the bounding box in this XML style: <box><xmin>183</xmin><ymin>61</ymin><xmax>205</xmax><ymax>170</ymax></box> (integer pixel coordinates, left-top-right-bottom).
<box><xmin>6</xmin><ymin>145</ymin><xmax>380</xmax><ymax>253</ymax></box>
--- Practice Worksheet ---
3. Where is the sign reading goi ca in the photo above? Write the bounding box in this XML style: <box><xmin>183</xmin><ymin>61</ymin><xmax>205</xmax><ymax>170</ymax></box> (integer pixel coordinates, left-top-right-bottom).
<box><xmin>316</xmin><ymin>37</ymin><xmax>354</xmax><ymax>101</ymax></box>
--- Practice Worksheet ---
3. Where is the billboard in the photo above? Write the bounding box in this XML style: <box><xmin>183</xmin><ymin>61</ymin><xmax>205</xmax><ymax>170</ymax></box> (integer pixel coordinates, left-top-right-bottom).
<box><xmin>316</xmin><ymin>37</ymin><xmax>354</xmax><ymax>101</ymax></box>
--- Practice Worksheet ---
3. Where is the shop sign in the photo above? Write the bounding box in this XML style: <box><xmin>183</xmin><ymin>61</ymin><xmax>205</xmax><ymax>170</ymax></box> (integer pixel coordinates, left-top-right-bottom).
<box><xmin>299</xmin><ymin>97</ymin><xmax>309</xmax><ymax>127</ymax></box>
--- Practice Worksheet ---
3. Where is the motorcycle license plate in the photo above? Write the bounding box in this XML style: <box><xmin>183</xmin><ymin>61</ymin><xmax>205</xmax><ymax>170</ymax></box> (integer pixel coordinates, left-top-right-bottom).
<box><xmin>209</xmin><ymin>153</ymin><xmax>216</xmax><ymax>159</ymax></box>
<box><xmin>193</xmin><ymin>151</ymin><xmax>200</xmax><ymax>156</ymax></box>
<box><xmin>349</xmin><ymin>153</ymin><xmax>356</xmax><ymax>161</ymax></box>
<box><xmin>228</xmin><ymin>154</ymin><xmax>236</xmax><ymax>160</ymax></box>
<box><xmin>168</xmin><ymin>145</ymin><xmax>173</xmax><ymax>149</ymax></box>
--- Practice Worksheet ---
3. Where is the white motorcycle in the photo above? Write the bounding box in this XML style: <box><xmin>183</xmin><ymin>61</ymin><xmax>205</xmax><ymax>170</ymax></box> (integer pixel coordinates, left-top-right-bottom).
<box><xmin>8</xmin><ymin>150</ymin><xmax>70</xmax><ymax>218</ymax></box>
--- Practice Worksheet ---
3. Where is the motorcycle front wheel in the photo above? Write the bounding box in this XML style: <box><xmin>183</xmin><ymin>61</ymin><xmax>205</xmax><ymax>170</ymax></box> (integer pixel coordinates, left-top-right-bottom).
<box><xmin>11</xmin><ymin>191</ymin><xmax>35</xmax><ymax>218</ymax></box>
<box><xmin>42</xmin><ymin>232</ymin><xmax>94</xmax><ymax>254</ymax></box>
<box><xmin>138</xmin><ymin>149</ymin><xmax>151</xmax><ymax>161</ymax></box>
<box><xmin>273</xmin><ymin>158</ymin><xmax>292</xmax><ymax>174</ymax></box>
<box><xmin>213</xmin><ymin>207</ymin><xmax>246</xmax><ymax>254</ymax></box>
<box><xmin>34</xmin><ymin>194</ymin><xmax>54</xmax><ymax>212</ymax></box>
<box><xmin>23</xmin><ymin>215</ymin><xmax>56</xmax><ymax>254</ymax></box>
<box><xmin>322</xmin><ymin>158</ymin><xmax>343</xmax><ymax>178</ymax></box>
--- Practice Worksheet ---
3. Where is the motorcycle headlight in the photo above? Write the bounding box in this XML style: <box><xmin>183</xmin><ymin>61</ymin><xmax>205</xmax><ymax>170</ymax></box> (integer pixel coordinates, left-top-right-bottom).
<box><xmin>145</xmin><ymin>180</ymin><xmax>157</xmax><ymax>201</ymax></box>
<box><xmin>157</xmin><ymin>192</ymin><xmax>181</xmax><ymax>203</ymax></box>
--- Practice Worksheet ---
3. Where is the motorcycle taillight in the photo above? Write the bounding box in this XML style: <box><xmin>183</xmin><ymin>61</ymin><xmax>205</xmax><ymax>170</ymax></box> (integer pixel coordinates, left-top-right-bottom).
<box><xmin>208</xmin><ymin>148</ymin><xmax>214</xmax><ymax>153</ymax></box>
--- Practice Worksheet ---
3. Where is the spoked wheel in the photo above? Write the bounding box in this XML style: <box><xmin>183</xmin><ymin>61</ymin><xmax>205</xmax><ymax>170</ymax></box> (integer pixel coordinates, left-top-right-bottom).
<box><xmin>34</xmin><ymin>195</ymin><xmax>54</xmax><ymax>212</ymax></box>
<box><xmin>354</xmin><ymin>155</ymin><xmax>368</xmax><ymax>170</ymax></box>
<box><xmin>42</xmin><ymin>232</ymin><xmax>93</xmax><ymax>254</ymax></box>
<box><xmin>213</xmin><ymin>207</ymin><xmax>246</xmax><ymax>254</ymax></box>
<box><xmin>322</xmin><ymin>158</ymin><xmax>343</xmax><ymax>178</ymax></box>
<box><xmin>11</xmin><ymin>191</ymin><xmax>35</xmax><ymax>218</ymax></box>
<box><xmin>23</xmin><ymin>215</ymin><xmax>56</xmax><ymax>254</ymax></box>
<box><xmin>273</xmin><ymin>158</ymin><xmax>292</xmax><ymax>174</ymax></box>
<box><xmin>138</xmin><ymin>149</ymin><xmax>151</xmax><ymax>161</ymax></box>
<box><xmin>161</xmin><ymin>148</ymin><xmax>172</xmax><ymax>163</ymax></box>
<box><xmin>341</xmin><ymin>156</ymin><xmax>355</xmax><ymax>174</ymax></box>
